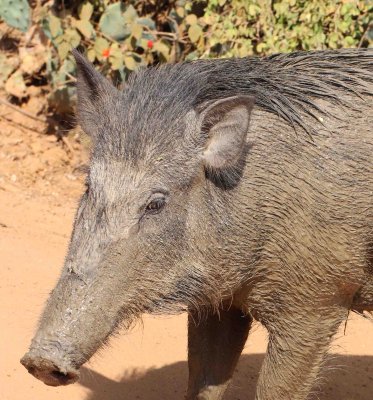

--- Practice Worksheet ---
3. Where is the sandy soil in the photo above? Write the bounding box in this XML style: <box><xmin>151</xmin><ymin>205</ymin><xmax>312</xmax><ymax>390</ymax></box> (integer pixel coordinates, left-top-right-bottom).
<box><xmin>0</xmin><ymin>108</ymin><xmax>372</xmax><ymax>400</ymax></box>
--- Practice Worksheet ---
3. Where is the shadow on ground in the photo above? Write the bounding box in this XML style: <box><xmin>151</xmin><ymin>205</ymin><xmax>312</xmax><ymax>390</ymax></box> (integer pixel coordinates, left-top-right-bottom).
<box><xmin>79</xmin><ymin>354</ymin><xmax>373</xmax><ymax>400</ymax></box>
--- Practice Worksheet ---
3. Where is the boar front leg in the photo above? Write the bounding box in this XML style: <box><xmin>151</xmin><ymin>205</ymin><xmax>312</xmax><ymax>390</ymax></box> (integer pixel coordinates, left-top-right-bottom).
<box><xmin>255</xmin><ymin>306</ymin><xmax>347</xmax><ymax>400</ymax></box>
<box><xmin>186</xmin><ymin>306</ymin><xmax>252</xmax><ymax>400</ymax></box>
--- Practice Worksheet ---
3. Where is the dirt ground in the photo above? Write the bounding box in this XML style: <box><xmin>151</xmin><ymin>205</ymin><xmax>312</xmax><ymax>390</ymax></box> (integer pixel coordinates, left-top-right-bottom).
<box><xmin>0</xmin><ymin>107</ymin><xmax>372</xmax><ymax>400</ymax></box>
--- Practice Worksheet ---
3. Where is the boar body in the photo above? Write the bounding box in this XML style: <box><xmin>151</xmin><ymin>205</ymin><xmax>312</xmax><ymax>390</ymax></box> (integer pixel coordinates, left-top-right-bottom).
<box><xmin>22</xmin><ymin>49</ymin><xmax>372</xmax><ymax>400</ymax></box>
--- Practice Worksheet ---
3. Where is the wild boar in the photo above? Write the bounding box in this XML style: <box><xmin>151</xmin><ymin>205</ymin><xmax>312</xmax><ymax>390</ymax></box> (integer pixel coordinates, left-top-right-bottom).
<box><xmin>22</xmin><ymin>48</ymin><xmax>373</xmax><ymax>400</ymax></box>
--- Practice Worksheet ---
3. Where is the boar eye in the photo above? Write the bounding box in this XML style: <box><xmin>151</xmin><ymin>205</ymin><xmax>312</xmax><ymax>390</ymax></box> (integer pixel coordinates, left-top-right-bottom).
<box><xmin>145</xmin><ymin>196</ymin><xmax>166</xmax><ymax>214</ymax></box>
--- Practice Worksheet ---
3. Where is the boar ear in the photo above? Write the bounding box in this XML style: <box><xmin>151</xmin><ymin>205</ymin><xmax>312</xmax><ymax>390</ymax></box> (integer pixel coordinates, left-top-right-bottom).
<box><xmin>72</xmin><ymin>49</ymin><xmax>118</xmax><ymax>137</ymax></box>
<box><xmin>199</xmin><ymin>96</ymin><xmax>255</xmax><ymax>171</ymax></box>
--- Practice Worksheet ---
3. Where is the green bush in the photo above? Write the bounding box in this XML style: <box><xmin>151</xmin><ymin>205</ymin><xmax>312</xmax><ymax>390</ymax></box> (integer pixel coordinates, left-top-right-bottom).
<box><xmin>0</xmin><ymin>0</ymin><xmax>31</xmax><ymax>32</ymax></box>
<box><xmin>1</xmin><ymin>0</ymin><xmax>372</xmax><ymax>116</ymax></box>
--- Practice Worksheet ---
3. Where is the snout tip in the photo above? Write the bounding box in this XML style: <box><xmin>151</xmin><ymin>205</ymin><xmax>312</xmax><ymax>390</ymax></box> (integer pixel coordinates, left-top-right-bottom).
<box><xmin>20</xmin><ymin>353</ymin><xmax>80</xmax><ymax>386</ymax></box>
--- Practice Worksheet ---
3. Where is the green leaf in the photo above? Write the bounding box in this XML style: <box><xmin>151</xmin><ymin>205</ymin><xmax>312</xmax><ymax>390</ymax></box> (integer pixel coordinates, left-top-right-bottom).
<box><xmin>49</xmin><ymin>14</ymin><xmax>62</xmax><ymax>38</ymax></box>
<box><xmin>328</xmin><ymin>32</ymin><xmax>339</xmax><ymax>44</ymax></box>
<box><xmin>54</xmin><ymin>35</ymin><xmax>64</xmax><ymax>45</ymax></box>
<box><xmin>110</xmin><ymin>57</ymin><xmax>123</xmax><ymax>70</ymax></box>
<box><xmin>109</xmin><ymin>45</ymin><xmax>124</xmax><ymax>70</ymax></box>
<box><xmin>94</xmin><ymin>37</ymin><xmax>110</xmax><ymax>52</ymax></box>
<box><xmin>64</xmin><ymin>28</ymin><xmax>81</xmax><ymax>48</ymax></box>
<box><xmin>87</xmin><ymin>48</ymin><xmax>96</xmax><ymax>62</ymax></box>
<box><xmin>341</xmin><ymin>3</ymin><xmax>352</xmax><ymax>16</ymax></box>
<box><xmin>61</xmin><ymin>58</ymin><xmax>76</xmax><ymax>75</ymax></box>
<box><xmin>131</xmin><ymin>23</ymin><xmax>143</xmax><ymax>40</ymax></box>
<box><xmin>137</xmin><ymin>17</ymin><xmax>156</xmax><ymax>30</ymax></box>
<box><xmin>188</xmin><ymin>24</ymin><xmax>203</xmax><ymax>43</ymax></box>
<box><xmin>57</xmin><ymin>42</ymin><xmax>71</xmax><ymax>60</ymax></box>
<box><xmin>153</xmin><ymin>41</ymin><xmax>170</xmax><ymax>59</ymax></box>
<box><xmin>79</xmin><ymin>2</ymin><xmax>93</xmax><ymax>21</ymax></box>
<box><xmin>94</xmin><ymin>37</ymin><xmax>110</xmax><ymax>59</ymax></box>
<box><xmin>185</xmin><ymin>51</ymin><xmax>198</xmax><ymax>61</ymax></box>
<box><xmin>124</xmin><ymin>54</ymin><xmax>137</xmax><ymax>70</ymax></box>
<box><xmin>186</xmin><ymin>14</ymin><xmax>198</xmax><ymax>25</ymax></box>
<box><xmin>51</xmin><ymin>68</ymin><xmax>66</xmax><ymax>86</ymax></box>
<box><xmin>139</xmin><ymin>38</ymin><xmax>150</xmax><ymax>49</ymax></box>
<box><xmin>256</xmin><ymin>42</ymin><xmax>266</xmax><ymax>53</ymax></box>
<box><xmin>123</xmin><ymin>4</ymin><xmax>138</xmax><ymax>23</ymax></box>
<box><xmin>0</xmin><ymin>0</ymin><xmax>31</xmax><ymax>32</ymax></box>
<box><xmin>99</xmin><ymin>2</ymin><xmax>129</xmax><ymax>41</ymax></box>
<box><xmin>75</xmin><ymin>19</ymin><xmax>94</xmax><ymax>39</ymax></box>
<box><xmin>176</xmin><ymin>7</ymin><xmax>185</xmax><ymax>18</ymax></box>
<box><xmin>343</xmin><ymin>36</ymin><xmax>356</xmax><ymax>46</ymax></box>
<box><xmin>111</xmin><ymin>54</ymin><xmax>123</xmax><ymax>69</ymax></box>
<box><xmin>248</xmin><ymin>4</ymin><xmax>259</xmax><ymax>17</ymax></box>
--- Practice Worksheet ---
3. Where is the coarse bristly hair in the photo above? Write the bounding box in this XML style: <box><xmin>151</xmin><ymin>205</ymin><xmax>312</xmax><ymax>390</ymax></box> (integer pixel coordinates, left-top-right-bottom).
<box><xmin>121</xmin><ymin>48</ymin><xmax>372</xmax><ymax>141</ymax></box>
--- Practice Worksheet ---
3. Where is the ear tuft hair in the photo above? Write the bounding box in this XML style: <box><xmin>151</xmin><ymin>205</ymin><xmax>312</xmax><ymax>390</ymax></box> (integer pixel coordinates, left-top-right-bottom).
<box><xmin>72</xmin><ymin>49</ymin><xmax>118</xmax><ymax>137</ymax></box>
<box><xmin>199</xmin><ymin>96</ymin><xmax>255</xmax><ymax>172</ymax></box>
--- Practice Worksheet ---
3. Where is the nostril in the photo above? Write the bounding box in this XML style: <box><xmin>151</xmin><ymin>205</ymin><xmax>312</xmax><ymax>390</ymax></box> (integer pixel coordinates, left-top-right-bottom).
<box><xmin>50</xmin><ymin>369</ymin><xmax>77</xmax><ymax>385</ymax></box>
<box><xmin>51</xmin><ymin>370</ymin><xmax>66</xmax><ymax>379</ymax></box>
<box><xmin>20</xmin><ymin>353</ymin><xmax>79</xmax><ymax>386</ymax></box>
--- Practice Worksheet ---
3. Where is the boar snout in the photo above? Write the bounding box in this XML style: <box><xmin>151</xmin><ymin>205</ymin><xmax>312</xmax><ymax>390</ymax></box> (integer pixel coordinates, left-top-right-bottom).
<box><xmin>20</xmin><ymin>352</ymin><xmax>79</xmax><ymax>387</ymax></box>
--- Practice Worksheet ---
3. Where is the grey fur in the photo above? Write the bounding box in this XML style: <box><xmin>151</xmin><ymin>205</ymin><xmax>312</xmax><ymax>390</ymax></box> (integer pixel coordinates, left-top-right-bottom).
<box><xmin>21</xmin><ymin>49</ymin><xmax>372</xmax><ymax>399</ymax></box>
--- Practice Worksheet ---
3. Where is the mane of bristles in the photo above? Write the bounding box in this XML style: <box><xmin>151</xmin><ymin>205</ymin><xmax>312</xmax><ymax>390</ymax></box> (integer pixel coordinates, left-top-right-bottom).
<box><xmin>123</xmin><ymin>48</ymin><xmax>373</xmax><ymax>138</ymax></box>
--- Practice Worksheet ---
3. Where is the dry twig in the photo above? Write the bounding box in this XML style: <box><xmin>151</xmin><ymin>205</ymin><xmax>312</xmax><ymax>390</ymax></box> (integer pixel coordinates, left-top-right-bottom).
<box><xmin>0</xmin><ymin>98</ymin><xmax>46</xmax><ymax>123</ymax></box>
<box><xmin>0</xmin><ymin>113</ymin><xmax>44</xmax><ymax>134</ymax></box>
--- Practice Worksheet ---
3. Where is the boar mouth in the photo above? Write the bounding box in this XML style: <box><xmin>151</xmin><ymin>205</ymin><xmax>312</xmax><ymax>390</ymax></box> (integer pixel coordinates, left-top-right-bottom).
<box><xmin>20</xmin><ymin>353</ymin><xmax>80</xmax><ymax>386</ymax></box>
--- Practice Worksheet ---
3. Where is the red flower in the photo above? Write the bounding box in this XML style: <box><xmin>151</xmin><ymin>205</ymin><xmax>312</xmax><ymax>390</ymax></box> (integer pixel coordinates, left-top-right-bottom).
<box><xmin>102</xmin><ymin>48</ymin><xmax>110</xmax><ymax>58</ymax></box>
<box><xmin>147</xmin><ymin>40</ymin><xmax>154</xmax><ymax>49</ymax></box>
